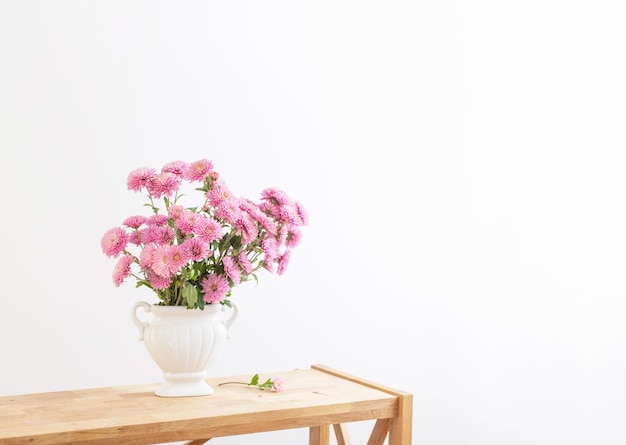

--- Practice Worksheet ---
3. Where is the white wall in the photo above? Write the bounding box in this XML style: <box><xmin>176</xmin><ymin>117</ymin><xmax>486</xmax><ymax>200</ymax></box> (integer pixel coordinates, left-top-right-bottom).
<box><xmin>1</xmin><ymin>1</ymin><xmax>625</xmax><ymax>444</ymax></box>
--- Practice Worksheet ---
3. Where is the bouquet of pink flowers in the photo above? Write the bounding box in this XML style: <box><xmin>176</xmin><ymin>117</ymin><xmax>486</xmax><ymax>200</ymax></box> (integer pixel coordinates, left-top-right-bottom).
<box><xmin>101</xmin><ymin>159</ymin><xmax>307</xmax><ymax>309</ymax></box>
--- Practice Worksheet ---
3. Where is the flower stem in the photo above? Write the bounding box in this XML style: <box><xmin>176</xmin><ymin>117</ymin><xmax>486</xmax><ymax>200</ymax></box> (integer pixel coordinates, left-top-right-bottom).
<box><xmin>218</xmin><ymin>381</ymin><xmax>250</xmax><ymax>387</ymax></box>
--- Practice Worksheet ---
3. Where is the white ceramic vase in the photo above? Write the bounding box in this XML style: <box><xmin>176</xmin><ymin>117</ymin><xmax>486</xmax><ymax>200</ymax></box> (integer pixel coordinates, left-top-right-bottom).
<box><xmin>131</xmin><ymin>301</ymin><xmax>238</xmax><ymax>397</ymax></box>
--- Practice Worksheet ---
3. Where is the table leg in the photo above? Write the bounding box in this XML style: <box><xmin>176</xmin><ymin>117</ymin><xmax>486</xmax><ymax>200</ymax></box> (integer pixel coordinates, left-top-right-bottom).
<box><xmin>367</xmin><ymin>419</ymin><xmax>389</xmax><ymax>445</ymax></box>
<box><xmin>333</xmin><ymin>423</ymin><xmax>352</xmax><ymax>445</ymax></box>
<box><xmin>388</xmin><ymin>392</ymin><xmax>413</xmax><ymax>445</ymax></box>
<box><xmin>310</xmin><ymin>424</ymin><xmax>330</xmax><ymax>445</ymax></box>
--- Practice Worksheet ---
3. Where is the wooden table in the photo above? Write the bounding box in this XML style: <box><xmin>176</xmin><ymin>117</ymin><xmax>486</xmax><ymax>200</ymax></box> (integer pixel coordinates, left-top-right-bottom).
<box><xmin>0</xmin><ymin>364</ymin><xmax>412</xmax><ymax>445</ymax></box>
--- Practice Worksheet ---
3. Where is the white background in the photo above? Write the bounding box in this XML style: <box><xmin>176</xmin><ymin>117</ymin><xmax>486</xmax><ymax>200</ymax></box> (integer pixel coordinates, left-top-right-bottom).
<box><xmin>1</xmin><ymin>1</ymin><xmax>625</xmax><ymax>444</ymax></box>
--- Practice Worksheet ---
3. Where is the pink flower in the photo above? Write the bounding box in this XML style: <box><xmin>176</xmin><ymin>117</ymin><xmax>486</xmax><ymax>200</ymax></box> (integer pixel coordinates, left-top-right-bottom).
<box><xmin>213</xmin><ymin>201</ymin><xmax>239</xmax><ymax>225</ymax></box>
<box><xmin>147</xmin><ymin>269</ymin><xmax>172</xmax><ymax>290</ymax></box>
<box><xmin>166</xmin><ymin>245</ymin><xmax>189</xmax><ymax>275</ymax></box>
<box><xmin>162</xmin><ymin>161</ymin><xmax>188</xmax><ymax>177</ymax></box>
<box><xmin>167</xmin><ymin>205</ymin><xmax>186</xmax><ymax>221</ymax></box>
<box><xmin>261</xmin><ymin>188</ymin><xmax>290</xmax><ymax>206</ymax></box>
<box><xmin>258</xmin><ymin>201</ymin><xmax>280</xmax><ymax>219</ymax></box>
<box><xmin>112</xmin><ymin>254</ymin><xmax>134</xmax><ymax>286</ymax></box>
<box><xmin>284</xmin><ymin>227</ymin><xmax>302</xmax><ymax>248</ymax></box>
<box><xmin>222</xmin><ymin>256</ymin><xmax>241</xmax><ymax>285</ymax></box>
<box><xmin>295</xmin><ymin>201</ymin><xmax>308</xmax><ymax>226</ymax></box>
<box><xmin>139</xmin><ymin>244</ymin><xmax>156</xmax><ymax>270</ymax></box>
<box><xmin>276</xmin><ymin>226</ymin><xmax>288</xmax><ymax>248</ymax></box>
<box><xmin>176</xmin><ymin>209</ymin><xmax>200</xmax><ymax>235</ymax></box>
<box><xmin>279</xmin><ymin>204</ymin><xmax>300</xmax><ymax>225</ymax></box>
<box><xmin>263</xmin><ymin>258</ymin><xmax>275</xmax><ymax>273</ymax></box>
<box><xmin>147</xmin><ymin>214</ymin><xmax>169</xmax><ymax>226</ymax></box>
<box><xmin>152</xmin><ymin>245</ymin><xmax>174</xmax><ymax>277</ymax></box>
<box><xmin>101</xmin><ymin>227</ymin><xmax>129</xmax><ymax>258</ymax></box>
<box><xmin>195</xmin><ymin>216</ymin><xmax>223</xmax><ymax>243</ymax></box>
<box><xmin>207</xmin><ymin>180</ymin><xmax>233</xmax><ymax>207</ymax></box>
<box><xmin>233</xmin><ymin>212</ymin><xmax>258</xmax><ymax>245</ymax></box>
<box><xmin>128</xmin><ymin>231</ymin><xmax>142</xmax><ymax>246</ymax></box>
<box><xmin>147</xmin><ymin>172</ymin><xmax>180</xmax><ymax>199</ymax></box>
<box><xmin>238</xmin><ymin>252</ymin><xmax>253</xmax><ymax>275</ymax></box>
<box><xmin>126</xmin><ymin>167</ymin><xmax>156</xmax><ymax>192</ymax></box>
<box><xmin>272</xmin><ymin>377</ymin><xmax>285</xmax><ymax>392</ymax></box>
<box><xmin>182</xmin><ymin>237</ymin><xmax>211</xmax><ymax>262</ymax></box>
<box><xmin>139</xmin><ymin>227</ymin><xmax>156</xmax><ymax>244</ymax></box>
<box><xmin>201</xmin><ymin>274</ymin><xmax>230</xmax><ymax>304</ymax></box>
<box><xmin>261</xmin><ymin>237</ymin><xmax>279</xmax><ymax>259</ymax></box>
<box><xmin>277</xmin><ymin>249</ymin><xmax>291</xmax><ymax>276</ymax></box>
<box><xmin>152</xmin><ymin>226</ymin><xmax>176</xmax><ymax>245</ymax></box>
<box><xmin>123</xmin><ymin>215</ymin><xmax>147</xmax><ymax>229</ymax></box>
<box><xmin>258</xmin><ymin>213</ymin><xmax>278</xmax><ymax>237</ymax></box>
<box><xmin>185</xmin><ymin>159</ymin><xmax>214</xmax><ymax>182</ymax></box>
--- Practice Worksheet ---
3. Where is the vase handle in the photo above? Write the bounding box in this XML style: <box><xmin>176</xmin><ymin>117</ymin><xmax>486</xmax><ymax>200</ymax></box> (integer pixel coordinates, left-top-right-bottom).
<box><xmin>222</xmin><ymin>303</ymin><xmax>238</xmax><ymax>339</ymax></box>
<box><xmin>131</xmin><ymin>301</ymin><xmax>152</xmax><ymax>342</ymax></box>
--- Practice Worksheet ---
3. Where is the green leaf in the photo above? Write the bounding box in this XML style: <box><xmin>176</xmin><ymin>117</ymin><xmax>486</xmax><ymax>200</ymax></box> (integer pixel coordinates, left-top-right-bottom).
<box><xmin>231</xmin><ymin>234</ymin><xmax>242</xmax><ymax>250</ymax></box>
<box><xmin>250</xmin><ymin>374</ymin><xmax>259</xmax><ymax>386</ymax></box>
<box><xmin>182</xmin><ymin>282</ymin><xmax>198</xmax><ymax>308</ymax></box>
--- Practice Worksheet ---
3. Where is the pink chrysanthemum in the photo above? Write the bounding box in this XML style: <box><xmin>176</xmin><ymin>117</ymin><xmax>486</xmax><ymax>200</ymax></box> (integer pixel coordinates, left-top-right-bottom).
<box><xmin>201</xmin><ymin>274</ymin><xmax>229</xmax><ymax>304</ymax></box>
<box><xmin>261</xmin><ymin>187</ymin><xmax>290</xmax><ymax>206</ymax></box>
<box><xmin>277</xmin><ymin>249</ymin><xmax>291</xmax><ymax>276</ymax></box>
<box><xmin>123</xmin><ymin>215</ymin><xmax>147</xmax><ymax>229</ymax></box>
<box><xmin>162</xmin><ymin>160</ymin><xmax>188</xmax><ymax>177</ymax></box>
<box><xmin>152</xmin><ymin>226</ymin><xmax>176</xmax><ymax>245</ymax></box>
<box><xmin>279</xmin><ymin>204</ymin><xmax>300</xmax><ymax>225</ymax></box>
<box><xmin>238</xmin><ymin>252</ymin><xmax>253</xmax><ymax>275</ymax></box>
<box><xmin>261</xmin><ymin>237</ymin><xmax>279</xmax><ymax>259</ymax></box>
<box><xmin>276</xmin><ymin>226</ymin><xmax>288</xmax><ymax>248</ymax></box>
<box><xmin>257</xmin><ymin>213</ymin><xmax>277</xmax><ymax>237</ymax></box>
<box><xmin>138</xmin><ymin>227</ymin><xmax>156</xmax><ymax>244</ymax></box>
<box><xmin>222</xmin><ymin>256</ymin><xmax>241</xmax><ymax>285</ymax></box>
<box><xmin>240</xmin><ymin>200</ymin><xmax>273</xmax><ymax>228</ymax></box>
<box><xmin>195</xmin><ymin>216</ymin><xmax>223</xmax><ymax>243</ymax></box>
<box><xmin>185</xmin><ymin>159</ymin><xmax>214</xmax><ymax>182</ymax></box>
<box><xmin>112</xmin><ymin>254</ymin><xmax>134</xmax><ymax>287</ymax></box>
<box><xmin>166</xmin><ymin>245</ymin><xmax>189</xmax><ymax>275</ymax></box>
<box><xmin>139</xmin><ymin>244</ymin><xmax>157</xmax><ymax>270</ymax></box>
<box><xmin>284</xmin><ymin>227</ymin><xmax>302</xmax><ymax>248</ymax></box>
<box><xmin>176</xmin><ymin>209</ymin><xmax>200</xmax><ymax>235</ymax></box>
<box><xmin>152</xmin><ymin>245</ymin><xmax>174</xmax><ymax>277</ymax></box>
<box><xmin>147</xmin><ymin>214</ymin><xmax>169</xmax><ymax>226</ymax></box>
<box><xmin>233</xmin><ymin>213</ymin><xmax>258</xmax><ymax>245</ymax></box>
<box><xmin>126</xmin><ymin>167</ymin><xmax>156</xmax><ymax>192</ymax></box>
<box><xmin>182</xmin><ymin>237</ymin><xmax>211</xmax><ymax>262</ymax></box>
<box><xmin>272</xmin><ymin>377</ymin><xmax>285</xmax><ymax>392</ymax></box>
<box><xmin>147</xmin><ymin>269</ymin><xmax>173</xmax><ymax>290</ymax></box>
<box><xmin>213</xmin><ymin>201</ymin><xmax>238</xmax><ymax>225</ymax></box>
<box><xmin>167</xmin><ymin>205</ymin><xmax>186</xmax><ymax>221</ymax></box>
<box><xmin>207</xmin><ymin>180</ymin><xmax>233</xmax><ymax>207</ymax></box>
<box><xmin>263</xmin><ymin>257</ymin><xmax>276</xmax><ymax>273</ymax></box>
<box><xmin>258</xmin><ymin>201</ymin><xmax>280</xmax><ymax>219</ymax></box>
<box><xmin>147</xmin><ymin>172</ymin><xmax>180</xmax><ymax>199</ymax></box>
<box><xmin>101</xmin><ymin>227</ymin><xmax>129</xmax><ymax>258</ymax></box>
<box><xmin>128</xmin><ymin>231</ymin><xmax>142</xmax><ymax>246</ymax></box>
<box><xmin>295</xmin><ymin>201</ymin><xmax>308</xmax><ymax>226</ymax></box>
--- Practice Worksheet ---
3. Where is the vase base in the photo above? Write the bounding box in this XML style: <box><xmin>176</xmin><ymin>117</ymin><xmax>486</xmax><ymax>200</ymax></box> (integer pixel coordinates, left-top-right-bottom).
<box><xmin>155</xmin><ymin>372</ymin><xmax>214</xmax><ymax>397</ymax></box>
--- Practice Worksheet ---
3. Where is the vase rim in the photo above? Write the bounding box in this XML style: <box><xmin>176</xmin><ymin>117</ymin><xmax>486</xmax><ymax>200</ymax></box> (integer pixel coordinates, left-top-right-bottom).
<box><xmin>149</xmin><ymin>303</ymin><xmax>222</xmax><ymax>310</ymax></box>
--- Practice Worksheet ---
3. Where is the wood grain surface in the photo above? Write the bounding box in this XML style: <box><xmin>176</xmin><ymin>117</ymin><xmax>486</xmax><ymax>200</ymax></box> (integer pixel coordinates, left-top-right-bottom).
<box><xmin>0</xmin><ymin>365</ymin><xmax>410</xmax><ymax>445</ymax></box>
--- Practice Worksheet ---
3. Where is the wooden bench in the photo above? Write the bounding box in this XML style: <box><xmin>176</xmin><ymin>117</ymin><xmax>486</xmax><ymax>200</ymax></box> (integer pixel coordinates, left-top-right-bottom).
<box><xmin>0</xmin><ymin>364</ymin><xmax>412</xmax><ymax>444</ymax></box>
